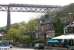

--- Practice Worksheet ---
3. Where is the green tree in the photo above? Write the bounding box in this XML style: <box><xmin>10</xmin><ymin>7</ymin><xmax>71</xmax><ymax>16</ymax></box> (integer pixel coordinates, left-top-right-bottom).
<box><xmin>6</xmin><ymin>27</ymin><xmax>23</xmax><ymax>43</ymax></box>
<box><xmin>55</xmin><ymin>3</ymin><xmax>74</xmax><ymax>23</ymax></box>
<box><xmin>5</xmin><ymin>19</ymin><xmax>39</xmax><ymax>45</ymax></box>
<box><xmin>53</xmin><ymin>3</ymin><xmax>74</xmax><ymax>36</ymax></box>
<box><xmin>53</xmin><ymin>18</ymin><xmax>64</xmax><ymax>36</ymax></box>
<box><xmin>25</xmin><ymin>19</ymin><xmax>39</xmax><ymax>32</ymax></box>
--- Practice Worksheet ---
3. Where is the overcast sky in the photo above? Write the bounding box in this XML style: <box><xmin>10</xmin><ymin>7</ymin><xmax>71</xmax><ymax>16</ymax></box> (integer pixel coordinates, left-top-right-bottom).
<box><xmin>0</xmin><ymin>0</ymin><xmax>74</xmax><ymax>27</ymax></box>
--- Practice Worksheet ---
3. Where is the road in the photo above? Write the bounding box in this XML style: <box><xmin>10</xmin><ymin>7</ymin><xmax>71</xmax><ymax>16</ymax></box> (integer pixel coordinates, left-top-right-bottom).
<box><xmin>10</xmin><ymin>47</ymin><xmax>34</xmax><ymax>50</ymax></box>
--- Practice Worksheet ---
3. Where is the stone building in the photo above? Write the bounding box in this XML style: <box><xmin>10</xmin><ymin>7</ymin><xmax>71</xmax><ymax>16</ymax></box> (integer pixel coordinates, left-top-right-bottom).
<box><xmin>38</xmin><ymin>14</ymin><xmax>55</xmax><ymax>41</ymax></box>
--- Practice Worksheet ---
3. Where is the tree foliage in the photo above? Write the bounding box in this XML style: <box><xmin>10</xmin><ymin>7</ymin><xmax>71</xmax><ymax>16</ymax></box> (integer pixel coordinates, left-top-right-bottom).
<box><xmin>5</xmin><ymin>19</ymin><xmax>39</xmax><ymax>44</ymax></box>
<box><xmin>53</xmin><ymin>18</ymin><xmax>64</xmax><ymax>36</ymax></box>
<box><xmin>53</xmin><ymin>3</ymin><xmax>74</xmax><ymax>36</ymax></box>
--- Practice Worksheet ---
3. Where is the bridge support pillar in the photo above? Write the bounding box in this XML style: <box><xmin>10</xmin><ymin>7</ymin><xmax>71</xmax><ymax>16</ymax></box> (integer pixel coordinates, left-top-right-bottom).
<box><xmin>7</xmin><ymin>6</ymin><xmax>11</xmax><ymax>30</ymax></box>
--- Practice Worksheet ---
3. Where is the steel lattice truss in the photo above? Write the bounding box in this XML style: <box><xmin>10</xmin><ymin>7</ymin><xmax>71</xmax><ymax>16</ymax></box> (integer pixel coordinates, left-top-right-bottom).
<box><xmin>0</xmin><ymin>4</ymin><xmax>61</xmax><ymax>13</ymax></box>
<box><xmin>0</xmin><ymin>4</ymin><xmax>61</xmax><ymax>29</ymax></box>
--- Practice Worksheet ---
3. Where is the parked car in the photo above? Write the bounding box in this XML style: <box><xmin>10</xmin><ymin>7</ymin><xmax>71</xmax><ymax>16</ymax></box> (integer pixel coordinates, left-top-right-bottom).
<box><xmin>0</xmin><ymin>40</ymin><xmax>12</xmax><ymax>50</ymax></box>
<box><xmin>34</xmin><ymin>43</ymin><xmax>44</xmax><ymax>49</ymax></box>
<box><xmin>48</xmin><ymin>39</ymin><xmax>62</xmax><ymax>47</ymax></box>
